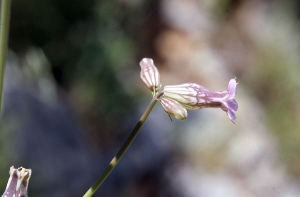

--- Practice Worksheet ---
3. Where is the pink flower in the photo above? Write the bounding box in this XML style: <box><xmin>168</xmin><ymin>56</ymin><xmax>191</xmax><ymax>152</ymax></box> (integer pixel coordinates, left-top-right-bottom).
<box><xmin>139</xmin><ymin>58</ymin><xmax>161</xmax><ymax>94</ymax></box>
<box><xmin>160</xmin><ymin>97</ymin><xmax>188</xmax><ymax>120</ymax></box>
<box><xmin>2</xmin><ymin>166</ymin><xmax>32</xmax><ymax>197</ymax></box>
<box><xmin>163</xmin><ymin>78</ymin><xmax>238</xmax><ymax>123</ymax></box>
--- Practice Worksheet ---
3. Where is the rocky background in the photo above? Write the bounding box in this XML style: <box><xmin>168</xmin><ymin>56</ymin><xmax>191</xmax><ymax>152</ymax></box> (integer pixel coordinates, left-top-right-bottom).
<box><xmin>1</xmin><ymin>0</ymin><xmax>300</xmax><ymax>196</ymax></box>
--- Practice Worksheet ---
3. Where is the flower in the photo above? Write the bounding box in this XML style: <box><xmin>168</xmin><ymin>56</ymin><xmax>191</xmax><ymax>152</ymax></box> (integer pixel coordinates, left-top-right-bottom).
<box><xmin>2</xmin><ymin>166</ymin><xmax>32</xmax><ymax>197</ymax></box>
<box><xmin>160</xmin><ymin>97</ymin><xmax>188</xmax><ymax>120</ymax></box>
<box><xmin>163</xmin><ymin>78</ymin><xmax>238</xmax><ymax>123</ymax></box>
<box><xmin>140</xmin><ymin>58</ymin><xmax>161</xmax><ymax>94</ymax></box>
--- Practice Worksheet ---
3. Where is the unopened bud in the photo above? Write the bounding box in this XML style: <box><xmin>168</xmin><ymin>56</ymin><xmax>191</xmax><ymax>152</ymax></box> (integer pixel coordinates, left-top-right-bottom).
<box><xmin>140</xmin><ymin>58</ymin><xmax>161</xmax><ymax>93</ymax></box>
<box><xmin>160</xmin><ymin>97</ymin><xmax>187</xmax><ymax>120</ymax></box>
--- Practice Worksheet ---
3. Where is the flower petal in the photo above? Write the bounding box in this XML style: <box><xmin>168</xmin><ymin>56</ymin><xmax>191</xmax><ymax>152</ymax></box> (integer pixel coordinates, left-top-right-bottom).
<box><xmin>227</xmin><ymin>78</ymin><xmax>238</xmax><ymax>100</ymax></box>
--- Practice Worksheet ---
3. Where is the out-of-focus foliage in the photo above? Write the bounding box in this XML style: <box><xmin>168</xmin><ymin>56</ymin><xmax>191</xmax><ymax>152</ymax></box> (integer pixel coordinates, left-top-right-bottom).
<box><xmin>247</xmin><ymin>45</ymin><xmax>300</xmax><ymax>176</ymax></box>
<box><xmin>10</xmin><ymin>0</ymin><xmax>138</xmax><ymax>143</ymax></box>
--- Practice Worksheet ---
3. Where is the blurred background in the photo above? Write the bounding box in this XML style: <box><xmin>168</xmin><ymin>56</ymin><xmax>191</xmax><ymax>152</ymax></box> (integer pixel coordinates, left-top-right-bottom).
<box><xmin>1</xmin><ymin>0</ymin><xmax>300</xmax><ymax>196</ymax></box>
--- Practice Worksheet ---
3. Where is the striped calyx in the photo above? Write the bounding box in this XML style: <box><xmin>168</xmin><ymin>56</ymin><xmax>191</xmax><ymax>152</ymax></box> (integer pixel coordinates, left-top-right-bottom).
<box><xmin>160</xmin><ymin>97</ymin><xmax>187</xmax><ymax>120</ymax></box>
<box><xmin>140</xmin><ymin>58</ymin><xmax>161</xmax><ymax>94</ymax></box>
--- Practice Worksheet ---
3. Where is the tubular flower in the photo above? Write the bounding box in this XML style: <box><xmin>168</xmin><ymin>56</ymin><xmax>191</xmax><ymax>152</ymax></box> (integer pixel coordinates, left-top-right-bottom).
<box><xmin>163</xmin><ymin>78</ymin><xmax>238</xmax><ymax>123</ymax></box>
<box><xmin>140</xmin><ymin>58</ymin><xmax>161</xmax><ymax>94</ymax></box>
<box><xmin>2</xmin><ymin>166</ymin><xmax>32</xmax><ymax>197</ymax></box>
<box><xmin>160</xmin><ymin>97</ymin><xmax>188</xmax><ymax>120</ymax></box>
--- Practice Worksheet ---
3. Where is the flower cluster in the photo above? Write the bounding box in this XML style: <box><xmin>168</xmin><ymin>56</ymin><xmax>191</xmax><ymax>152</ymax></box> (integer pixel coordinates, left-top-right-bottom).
<box><xmin>139</xmin><ymin>58</ymin><xmax>238</xmax><ymax>123</ymax></box>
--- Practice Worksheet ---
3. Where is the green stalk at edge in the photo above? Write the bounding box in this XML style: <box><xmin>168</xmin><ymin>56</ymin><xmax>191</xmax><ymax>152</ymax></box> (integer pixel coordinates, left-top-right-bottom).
<box><xmin>83</xmin><ymin>93</ymin><xmax>162</xmax><ymax>197</ymax></box>
<box><xmin>0</xmin><ymin>0</ymin><xmax>11</xmax><ymax>114</ymax></box>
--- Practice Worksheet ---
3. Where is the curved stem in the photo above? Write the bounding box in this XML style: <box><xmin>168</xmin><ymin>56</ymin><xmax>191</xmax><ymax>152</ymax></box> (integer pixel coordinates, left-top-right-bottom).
<box><xmin>0</xmin><ymin>0</ymin><xmax>11</xmax><ymax>115</ymax></box>
<box><xmin>83</xmin><ymin>92</ymin><xmax>163</xmax><ymax>197</ymax></box>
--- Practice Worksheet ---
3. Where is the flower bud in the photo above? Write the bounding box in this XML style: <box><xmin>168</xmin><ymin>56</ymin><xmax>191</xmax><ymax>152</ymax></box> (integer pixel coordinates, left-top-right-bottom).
<box><xmin>140</xmin><ymin>58</ymin><xmax>161</xmax><ymax>93</ymax></box>
<box><xmin>163</xmin><ymin>78</ymin><xmax>238</xmax><ymax>123</ymax></box>
<box><xmin>160</xmin><ymin>97</ymin><xmax>187</xmax><ymax>120</ymax></box>
<box><xmin>2</xmin><ymin>166</ymin><xmax>32</xmax><ymax>197</ymax></box>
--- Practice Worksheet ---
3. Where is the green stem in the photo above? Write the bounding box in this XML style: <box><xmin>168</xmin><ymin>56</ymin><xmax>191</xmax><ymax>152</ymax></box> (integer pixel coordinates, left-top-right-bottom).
<box><xmin>0</xmin><ymin>0</ymin><xmax>11</xmax><ymax>114</ymax></box>
<box><xmin>83</xmin><ymin>93</ymin><xmax>162</xmax><ymax>197</ymax></box>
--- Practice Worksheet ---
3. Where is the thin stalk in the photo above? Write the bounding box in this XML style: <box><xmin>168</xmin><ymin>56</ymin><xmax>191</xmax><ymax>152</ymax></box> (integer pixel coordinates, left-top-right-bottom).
<box><xmin>0</xmin><ymin>0</ymin><xmax>11</xmax><ymax>114</ymax></box>
<box><xmin>83</xmin><ymin>93</ymin><xmax>162</xmax><ymax>197</ymax></box>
